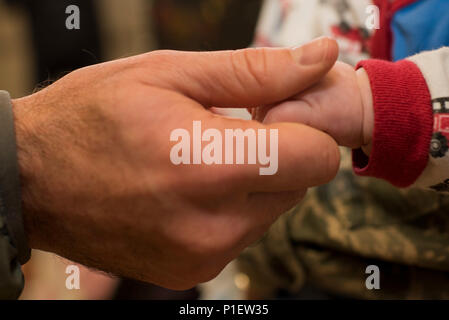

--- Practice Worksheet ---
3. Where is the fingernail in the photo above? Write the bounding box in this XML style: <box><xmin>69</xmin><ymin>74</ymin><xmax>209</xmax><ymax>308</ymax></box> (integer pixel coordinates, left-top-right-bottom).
<box><xmin>292</xmin><ymin>37</ymin><xmax>330</xmax><ymax>65</ymax></box>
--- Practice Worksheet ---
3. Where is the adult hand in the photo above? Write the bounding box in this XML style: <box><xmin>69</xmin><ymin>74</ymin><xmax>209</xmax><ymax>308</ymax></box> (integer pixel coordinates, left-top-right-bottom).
<box><xmin>13</xmin><ymin>37</ymin><xmax>340</xmax><ymax>289</ymax></box>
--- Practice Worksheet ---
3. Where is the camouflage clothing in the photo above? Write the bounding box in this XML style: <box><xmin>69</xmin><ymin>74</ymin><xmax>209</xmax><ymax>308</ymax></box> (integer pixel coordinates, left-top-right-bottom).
<box><xmin>238</xmin><ymin>149</ymin><xmax>449</xmax><ymax>299</ymax></box>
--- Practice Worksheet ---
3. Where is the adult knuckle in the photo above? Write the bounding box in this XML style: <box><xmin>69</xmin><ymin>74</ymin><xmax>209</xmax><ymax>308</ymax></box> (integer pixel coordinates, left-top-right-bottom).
<box><xmin>137</xmin><ymin>50</ymin><xmax>181</xmax><ymax>78</ymax></box>
<box><xmin>230</xmin><ymin>48</ymin><xmax>270</xmax><ymax>90</ymax></box>
<box><xmin>144</xmin><ymin>49</ymin><xmax>177</xmax><ymax>64</ymax></box>
<box><xmin>187</xmin><ymin>221</ymin><xmax>243</xmax><ymax>259</ymax></box>
<box><xmin>191</xmin><ymin>233</ymin><xmax>234</xmax><ymax>257</ymax></box>
<box><xmin>243</xmin><ymin>48</ymin><xmax>271</xmax><ymax>88</ymax></box>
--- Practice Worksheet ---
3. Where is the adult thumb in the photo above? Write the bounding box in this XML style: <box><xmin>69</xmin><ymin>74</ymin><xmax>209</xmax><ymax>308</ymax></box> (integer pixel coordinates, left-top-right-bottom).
<box><xmin>146</xmin><ymin>37</ymin><xmax>339</xmax><ymax>108</ymax></box>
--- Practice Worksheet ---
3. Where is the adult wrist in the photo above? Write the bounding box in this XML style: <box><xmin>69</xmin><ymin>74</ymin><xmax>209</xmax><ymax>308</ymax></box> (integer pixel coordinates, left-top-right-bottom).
<box><xmin>10</xmin><ymin>95</ymin><xmax>47</xmax><ymax>252</ymax></box>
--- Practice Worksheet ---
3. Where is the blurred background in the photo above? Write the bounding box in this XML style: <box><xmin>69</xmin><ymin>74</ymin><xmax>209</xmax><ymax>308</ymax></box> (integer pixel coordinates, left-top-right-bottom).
<box><xmin>0</xmin><ymin>0</ymin><xmax>262</xmax><ymax>98</ymax></box>
<box><xmin>0</xmin><ymin>0</ymin><xmax>262</xmax><ymax>300</ymax></box>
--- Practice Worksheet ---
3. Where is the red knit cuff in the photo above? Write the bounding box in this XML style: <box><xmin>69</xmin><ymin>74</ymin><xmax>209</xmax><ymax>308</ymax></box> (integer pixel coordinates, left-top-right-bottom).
<box><xmin>352</xmin><ymin>59</ymin><xmax>433</xmax><ymax>187</ymax></box>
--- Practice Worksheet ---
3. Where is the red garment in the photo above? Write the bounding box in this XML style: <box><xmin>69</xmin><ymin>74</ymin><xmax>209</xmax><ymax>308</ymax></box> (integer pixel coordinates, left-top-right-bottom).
<box><xmin>353</xmin><ymin>59</ymin><xmax>433</xmax><ymax>187</ymax></box>
<box><xmin>370</xmin><ymin>0</ymin><xmax>420</xmax><ymax>60</ymax></box>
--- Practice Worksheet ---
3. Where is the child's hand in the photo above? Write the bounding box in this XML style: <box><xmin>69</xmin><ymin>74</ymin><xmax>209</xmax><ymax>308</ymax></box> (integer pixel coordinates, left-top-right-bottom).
<box><xmin>254</xmin><ymin>62</ymin><xmax>374</xmax><ymax>155</ymax></box>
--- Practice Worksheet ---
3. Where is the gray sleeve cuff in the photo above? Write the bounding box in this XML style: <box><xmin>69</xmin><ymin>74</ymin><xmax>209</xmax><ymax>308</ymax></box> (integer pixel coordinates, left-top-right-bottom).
<box><xmin>0</xmin><ymin>91</ymin><xmax>30</xmax><ymax>265</ymax></box>
<box><xmin>0</xmin><ymin>215</ymin><xmax>24</xmax><ymax>299</ymax></box>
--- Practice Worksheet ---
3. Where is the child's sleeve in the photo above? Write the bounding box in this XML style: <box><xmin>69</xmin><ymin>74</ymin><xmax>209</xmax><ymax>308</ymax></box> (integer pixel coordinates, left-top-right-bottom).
<box><xmin>353</xmin><ymin>47</ymin><xmax>449</xmax><ymax>191</ymax></box>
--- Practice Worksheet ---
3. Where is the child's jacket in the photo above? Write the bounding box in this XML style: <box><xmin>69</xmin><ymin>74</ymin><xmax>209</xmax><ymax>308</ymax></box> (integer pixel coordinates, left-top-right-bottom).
<box><xmin>238</xmin><ymin>0</ymin><xmax>449</xmax><ymax>299</ymax></box>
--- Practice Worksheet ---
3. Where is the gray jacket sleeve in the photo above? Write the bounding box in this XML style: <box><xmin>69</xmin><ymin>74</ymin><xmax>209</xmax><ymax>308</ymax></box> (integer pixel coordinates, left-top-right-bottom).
<box><xmin>0</xmin><ymin>91</ymin><xmax>30</xmax><ymax>299</ymax></box>
<box><xmin>0</xmin><ymin>214</ymin><xmax>24</xmax><ymax>299</ymax></box>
